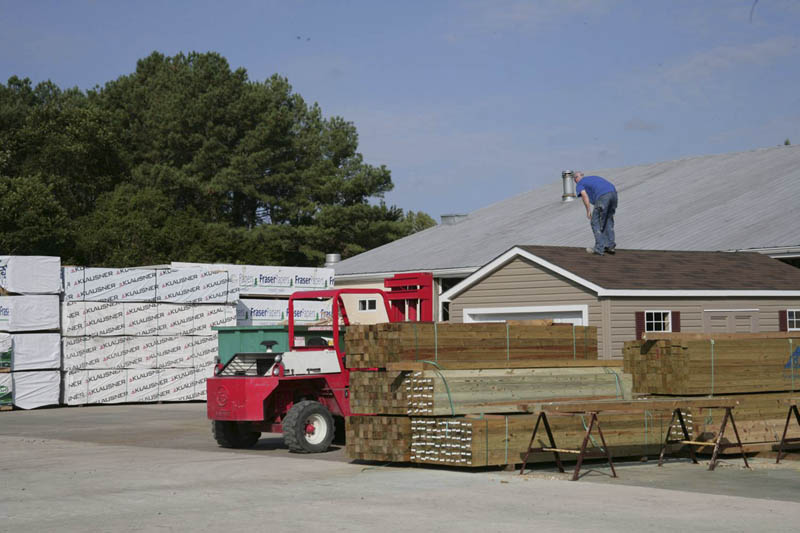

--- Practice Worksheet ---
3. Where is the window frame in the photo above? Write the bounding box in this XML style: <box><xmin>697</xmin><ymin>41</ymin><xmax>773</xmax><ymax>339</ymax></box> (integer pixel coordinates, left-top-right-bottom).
<box><xmin>358</xmin><ymin>298</ymin><xmax>378</xmax><ymax>312</ymax></box>
<box><xmin>788</xmin><ymin>310</ymin><xmax>800</xmax><ymax>331</ymax></box>
<box><xmin>644</xmin><ymin>310</ymin><xmax>672</xmax><ymax>333</ymax></box>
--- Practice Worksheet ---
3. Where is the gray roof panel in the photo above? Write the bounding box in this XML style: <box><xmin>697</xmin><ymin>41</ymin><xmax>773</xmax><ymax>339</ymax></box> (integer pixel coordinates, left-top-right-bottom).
<box><xmin>335</xmin><ymin>146</ymin><xmax>800</xmax><ymax>276</ymax></box>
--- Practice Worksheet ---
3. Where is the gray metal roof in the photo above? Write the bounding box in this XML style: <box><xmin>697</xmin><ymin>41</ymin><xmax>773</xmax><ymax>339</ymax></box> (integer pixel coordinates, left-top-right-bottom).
<box><xmin>335</xmin><ymin>145</ymin><xmax>800</xmax><ymax>277</ymax></box>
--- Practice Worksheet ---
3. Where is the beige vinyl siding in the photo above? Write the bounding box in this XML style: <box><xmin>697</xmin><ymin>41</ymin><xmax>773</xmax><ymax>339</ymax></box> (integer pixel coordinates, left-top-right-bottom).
<box><xmin>608</xmin><ymin>298</ymin><xmax>800</xmax><ymax>359</ymax></box>
<box><xmin>448</xmin><ymin>258</ymin><xmax>607</xmax><ymax>356</ymax></box>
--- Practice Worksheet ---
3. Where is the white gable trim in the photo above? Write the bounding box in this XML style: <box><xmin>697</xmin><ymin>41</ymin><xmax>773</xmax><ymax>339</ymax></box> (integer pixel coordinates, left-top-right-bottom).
<box><xmin>440</xmin><ymin>247</ymin><xmax>800</xmax><ymax>302</ymax></box>
<box><xmin>441</xmin><ymin>247</ymin><xmax>604</xmax><ymax>302</ymax></box>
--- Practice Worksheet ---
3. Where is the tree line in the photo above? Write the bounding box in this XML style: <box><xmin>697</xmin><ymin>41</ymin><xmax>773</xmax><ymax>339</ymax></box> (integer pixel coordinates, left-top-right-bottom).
<box><xmin>0</xmin><ymin>51</ymin><xmax>435</xmax><ymax>267</ymax></box>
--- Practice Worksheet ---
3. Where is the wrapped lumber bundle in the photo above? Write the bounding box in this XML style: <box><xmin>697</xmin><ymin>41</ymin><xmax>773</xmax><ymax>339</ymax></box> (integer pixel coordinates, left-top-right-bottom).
<box><xmin>624</xmin><ymin>335</ymin><xmax>800</xmax><ymax>395</ymax></box>
<box><xmin>346</xmin><ymin>415</ymin><xmax>411</xmax><ymax>462</ymax></box>
<box><xmin>345</xmin><ymin>323</ymin><xmax>597</xmax><ymax>368</ymax></box>
<box><xmin>408</xmin><ymin>412</ymin><xmax>673</xmax><ymax>467</ymax></box>
<box><xmin>349</xmin><ymin>366</ymin><xmax>631</xmax><ymax>416</ymax></box>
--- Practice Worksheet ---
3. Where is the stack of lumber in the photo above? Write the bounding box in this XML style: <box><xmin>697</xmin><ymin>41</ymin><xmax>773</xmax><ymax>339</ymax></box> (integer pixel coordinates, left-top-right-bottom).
<box><xmin>624</xmin><ymin>333</ymin><xmax>800</xmax><ymax>395</ymax></box>
<box><xmin>347</xmin><ymin>392</ymin><xmax>800</xmax><ymax>466</ymax></box>
<box><xmin>349</xmin><ymin>366</ymin><xmax>631</xmax><ymax>416</ymax></box>
<box><xmin>409</xmin><ymin>412</ymin><xmax>674</xmax><ymax>467</ymax></box>
<box><xmin>345</xmin><ymin>322</ymin><xmax>597</xmax><ymax>368</ymax></box>
<box><xmin>345</xmin><ymin>415</ymin><xmax>411</xmax><ymax>462</ymax></box>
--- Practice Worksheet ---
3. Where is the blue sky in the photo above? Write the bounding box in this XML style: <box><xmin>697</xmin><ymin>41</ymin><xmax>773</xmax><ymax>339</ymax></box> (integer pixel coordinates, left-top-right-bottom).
<box><xmin>2</xmin><ymin>0</ymin><xmax>798</xmax><ymax>218</ymax></box>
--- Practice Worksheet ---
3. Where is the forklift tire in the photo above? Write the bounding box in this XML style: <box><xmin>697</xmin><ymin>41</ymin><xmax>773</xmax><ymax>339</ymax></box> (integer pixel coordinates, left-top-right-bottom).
<box><xmin>283</xmin><ymin>401</ymin><xmax>335</xmax><ymax>453</ymax></box>
<box><xmin>212</xmin><ymin>421</ymin><xmax>261</xmax><ymax>449</ymax></box>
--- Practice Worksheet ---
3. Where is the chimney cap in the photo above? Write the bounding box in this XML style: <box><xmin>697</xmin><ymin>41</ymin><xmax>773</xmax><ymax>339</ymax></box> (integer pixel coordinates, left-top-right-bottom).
<box><xmin>324</xmin><ymin>253</ymin><xmax>341</xmax><ymax>268</ymax></box>
<box><xmin>441</xmin><ymin>214</ymin><xmax>468</xmax><ymax>225</ymax></box>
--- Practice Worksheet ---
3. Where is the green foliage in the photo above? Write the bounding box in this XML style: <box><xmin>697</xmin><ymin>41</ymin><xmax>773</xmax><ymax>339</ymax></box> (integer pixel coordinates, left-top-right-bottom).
<box><xmin>785</xmin><ymin>138</ymin><xmax>791</xmax><ymax>146</ymax></box>
<box><xmin>0</xmin><ymin>52</ymin><xmax>435</xmax><ymax>266</ymax></box>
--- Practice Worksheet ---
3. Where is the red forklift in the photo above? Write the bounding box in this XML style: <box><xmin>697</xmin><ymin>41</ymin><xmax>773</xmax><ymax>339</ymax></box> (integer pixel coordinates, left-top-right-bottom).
<box><xmin>206</xmin><ymin>273</ymin><xmax>433</xmax><ymax>453</ymax></box>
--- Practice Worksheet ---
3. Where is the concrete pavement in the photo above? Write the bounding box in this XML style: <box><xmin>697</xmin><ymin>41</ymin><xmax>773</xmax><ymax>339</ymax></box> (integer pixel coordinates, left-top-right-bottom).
<box><xmin>1</xmin><ymin>403</ymin><xmax>799</xmax><ymax>532</ymax></box>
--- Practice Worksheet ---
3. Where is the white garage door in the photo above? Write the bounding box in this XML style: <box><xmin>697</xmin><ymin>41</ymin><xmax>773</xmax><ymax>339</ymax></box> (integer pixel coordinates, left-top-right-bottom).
<box><xmin>463</xmin><ymin>305</ymin><xmax>587</xmax><ymax>326</ymax></box>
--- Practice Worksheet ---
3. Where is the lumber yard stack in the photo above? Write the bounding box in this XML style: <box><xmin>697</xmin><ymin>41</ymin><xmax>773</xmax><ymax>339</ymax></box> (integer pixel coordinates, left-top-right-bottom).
<box><xmin>1</xmin><ymin>256</ymin><xmax>63</xmax><ymax>410</ymax></box>
<box><xmin>624</xmin><ymin>333</ymin><xmax>800</xmax><ymax>452</ymax></box>
<box><xmin>344</xmin><ymin>322</ymin><xmax>671</xmax><ymax>467</ymax></box>
<box><xmin>346</xmin><ymin>322</ymin><xmax>597</xmax><ymax>368</ymax></box>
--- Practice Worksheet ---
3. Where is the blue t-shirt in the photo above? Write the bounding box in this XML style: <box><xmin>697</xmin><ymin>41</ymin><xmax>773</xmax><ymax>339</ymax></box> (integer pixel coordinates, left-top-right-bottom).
<box><xmin>576</xmin><ymin>175</ymin><xmax>616</xmax><ymax>204</ymax></box>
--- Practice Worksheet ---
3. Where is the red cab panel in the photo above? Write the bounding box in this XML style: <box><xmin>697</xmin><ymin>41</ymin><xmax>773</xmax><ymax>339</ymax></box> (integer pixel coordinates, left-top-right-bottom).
<box><xmin>206</xmin><ymin>376</ymin><xmax>279</xmax><ymax>421</ymax></box>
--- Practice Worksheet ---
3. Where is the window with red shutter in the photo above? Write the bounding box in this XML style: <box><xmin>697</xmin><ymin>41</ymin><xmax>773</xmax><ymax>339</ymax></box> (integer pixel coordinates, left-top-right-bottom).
<box><xmin>635</xmin><ymin>311</ymin><xmax>645</xmax><ymax>340</ymax></box>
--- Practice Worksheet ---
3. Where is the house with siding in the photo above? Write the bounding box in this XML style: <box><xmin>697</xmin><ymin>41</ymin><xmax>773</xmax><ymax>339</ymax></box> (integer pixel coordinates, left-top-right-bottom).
<box><xmin>440</xmin><ymin>246</ymin><xmax>800</xmax><ymax>359</ymax></box>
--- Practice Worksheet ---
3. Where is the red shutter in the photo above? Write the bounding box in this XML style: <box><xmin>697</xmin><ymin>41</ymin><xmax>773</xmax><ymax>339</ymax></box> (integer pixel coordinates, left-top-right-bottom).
<box><xmin>672</xmin><ymin>311</ymin><xmax>681</xmax><ymax>332</ymax></box>
<box><xmin>635</xmin><ymin>311</ymin><xmax>645</xmax><ymax>340</ymax></box>
<box><xmin>779</xmin><ymin>310</ymin><xmax>788</xmax><ymax>332</ymax></box>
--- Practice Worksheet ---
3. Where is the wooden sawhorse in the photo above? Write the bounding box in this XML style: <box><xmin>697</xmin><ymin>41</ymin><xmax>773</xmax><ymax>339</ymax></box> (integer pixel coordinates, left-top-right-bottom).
<box><xmin>658</xmin><ymin>403</ymin><xmax>749</xmax><ymax>471</ymax></box>
<box><xmin>519</xmin><ymin>409</ymin><xmax>616</xmax><ymax>481</ymax></box>
<box><xmin>776</xmin><ymin>398</ymin><xmax>800</xmax><ymax>464</ymax></box>
<box><xmin>518</xmin><ymin>398</ymin><xmax>747</xmax><ymax>480</ymax></box>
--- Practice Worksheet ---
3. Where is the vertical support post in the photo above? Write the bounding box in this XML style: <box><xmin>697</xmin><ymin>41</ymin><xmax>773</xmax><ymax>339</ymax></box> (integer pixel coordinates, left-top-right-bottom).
<box><xmin>776</xmin><ymin>405</ymin><xmax>800</xmax><ymax>464</ymax></box>
<box><xmin>727</xmin><ymin>408</ymin><xmax>750</xmax><ymax>469</ymax></box>
<box><xmin>677</xmin><ymin>409</ymin><xmax>698</xmax><ymax>464</ymax></box>
<box><xmin>572</xmin><ymin>413</ymin><xmax>597</xmax><ymax>481</ymax></box>
<box><xmin>708</xmin><ymin>407</ymin><xmax>731</xmax><ymax>471</ymax></box>
<box><xmin>658</xmin><ymin>409</ymin><xmax>679</xmax><ymax>467</ymax></box>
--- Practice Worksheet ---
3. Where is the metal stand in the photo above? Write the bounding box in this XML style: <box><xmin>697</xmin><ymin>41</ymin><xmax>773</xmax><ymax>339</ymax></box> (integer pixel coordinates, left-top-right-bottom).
<box><xmin>519</xmin><ymin>411</ymin><xmax>617</xmax><ymax>481</ymax></box>
<box><xmin>776</xmin><ymin>402</ymin><xmax>800</xmax><ymax>464</ymax></box>
<box><xmin>658</xmin><ymin>407</ymin><xmax>749</xmax><ymax>470</ymax></box>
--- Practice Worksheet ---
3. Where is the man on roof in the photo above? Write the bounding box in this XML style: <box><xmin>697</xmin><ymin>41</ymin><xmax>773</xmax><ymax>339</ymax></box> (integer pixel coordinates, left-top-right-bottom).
<box><xmin>573</xmin><ymin>171</ymin><xmax>618</xmax><ymax>256</ymax></box>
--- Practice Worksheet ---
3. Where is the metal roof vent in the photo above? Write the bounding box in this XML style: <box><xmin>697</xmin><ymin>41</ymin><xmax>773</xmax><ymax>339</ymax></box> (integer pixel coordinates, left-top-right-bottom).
<box><xmin>324</xmin><ymin>253</ymin><xmax>341</xmax><ymax>268</ymax></box>
<box><xmin>561</xmin><ymin>170</ymin><xmax>576</xmax><ymax>202</ymax></box>
<box><xmin>440</xmin><ymin>214</ymin><xmax>468</xmax><ymax>225</ymax></box>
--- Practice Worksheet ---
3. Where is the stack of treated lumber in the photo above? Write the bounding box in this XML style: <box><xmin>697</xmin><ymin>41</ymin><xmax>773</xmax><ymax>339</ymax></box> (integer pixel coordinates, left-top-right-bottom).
<box><xmin>349</xmin><ymin>365</ymin><xmax>631</xmax><ymax>416</ymax></box>
<box><xmin>624</xmin><ymin>333</ymin><xmax>800</xmax><ymax>395</ymax></box>
<box><xmin>346</xmin><ymin>323</ymin><xmax>645</xmax><ymax>466</ymax></box>
<box><xmin>345</xmin><ymin>322</ymin><xmax>597</xmax><ymax>368</ymax></box>
<box><xmin>346</xmin><ymin>416</ymin><xmax>411</xmax><ymax>462</ymax></box>
<box><xmin>409</xmin><ymin>411</ymin><xmax>674</xmax><ymax>467</ymax></box>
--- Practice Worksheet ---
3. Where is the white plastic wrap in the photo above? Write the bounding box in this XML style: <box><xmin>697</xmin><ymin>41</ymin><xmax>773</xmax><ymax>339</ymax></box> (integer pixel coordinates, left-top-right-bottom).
<box><xmin>62</xmin><ymin>337</ymin><xmax>87</xmax><ymax>371</ymax></box>
<box><xmin>156</xmin><ymin>269</ymin><xmax>231</xmax><ymax>304</ymax></box>
<box><xmin>62</xmin><ymin>266</ymin><xmax>86</xmax><ymax>301</ymax></box>
<box><xmin>192</xmin><ymin>305</ymin><xmax>234</xmax><ymax>335</ymax></box>
<box><xmin>63</xmin><ymin>370</ymin><xmax>88</xmax><ymax>406</ymax></box>
<box><xmin>0</xmin><ymin>296</ymin><xmax>60</xmax><ymax>332</ymax></box>
<box><xmin>84</xmin><ymin>302</ymin><xmax>125</xmax><ymax>336</ymax></box>
<box><xmin>0</xmin><ymin>373</ymin><xmax>12</xmax><ymax>406</ymax></box>
<box><xmin>85</xmin><ymin>336</ymin><xmax>126</xmax><ymax>369</ymax></box>
<box><xmin>61</xmin><ymin>301</ymin><xmax>86</xmax><ymax>337</ymax></box>
<box><xmin>236</xmin><ymin>299</ymin><xmax>286</xmax><ymax>326</ymax></box>
<box><xmin>157</xmin><ymin>304</ymin><xmax>195</xmax><ymax>336</ymax></box>
<box><xmin>126</xmin><ymin>368</ymin><xmax>160</xmax><ymax>403</ymax></box>
<box><xmin>156</xmin><ymin>336</ymin><xmax>193</xmax><ymax>368</ymax></box>
<box><xmin>0</xmin><ymin>333</ymin><xmax>10</xmax><ymax>369</ymax></box>
<box><xmin>294</xmin><ymin>300</ymin><xmax>333</xmax><ymax>325</ymax></box>
<box><xmin>12</xmin><ymin>370</ymin><xmax>61</xmax><ymax>409</ymax></box>
<box><xmin>158</xmin><ymin>368</ymin><xmax>196</xmax><ymax>401</ymax></box>
<box><xmin>9</xmin><ymin>333</ymin><xmax>61</xmax><ymax>371</ymax></box>
<box><xmin>87</xmin><ymin>369</ymin><xmax>127</xmax><ymax>404</ymax></box>
<box><xmin>171</xmin><ymin>262</ymin><xmax>334</xmax><ymax>297</ymax></box>
<box><xmin>191</xmin><ymin>364</ymin><xmax>214</xmax><ymax>401</ymax></box>
<box><xmin>191</xmin><ymin>336</ymin><xmax>218</xmax><ymax>367</ymax></box>
<box><xmin>84</xmin><ymin>268</ymin><xmax>157</xmax><ymax>302</ymax></box>
<box><xmin>124</xmin><ymin>302</ymin><xmax>159</xmax><ymax>335</ymax></box>
<box><xmin>123</xmin><ymin>336</ymin><xmax>159</xmax><ymax>369</ymax></box>
<box><xmin>0</xmin><ymin>256</ymin><xmax>62</xmax><ymax>294</ymax></box>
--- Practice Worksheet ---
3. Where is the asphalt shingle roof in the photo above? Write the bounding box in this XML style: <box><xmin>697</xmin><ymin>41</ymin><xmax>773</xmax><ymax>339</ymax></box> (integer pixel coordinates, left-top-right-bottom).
<box><xmin>518</xmin><ymin>246</ymin><xmax>800</xmax><ymax>290</ymax></box>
